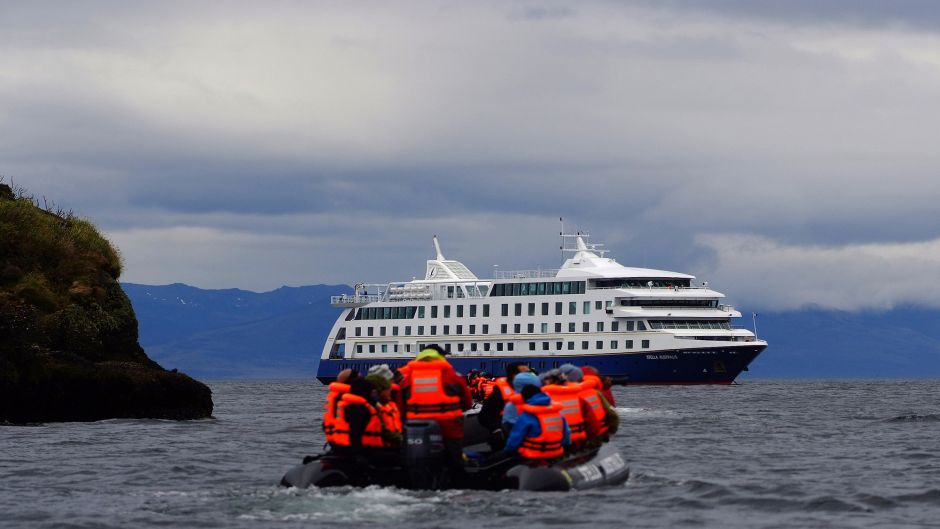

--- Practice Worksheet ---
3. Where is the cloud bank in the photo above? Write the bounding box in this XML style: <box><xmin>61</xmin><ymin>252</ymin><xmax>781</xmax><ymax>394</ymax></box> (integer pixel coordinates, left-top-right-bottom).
<box><xmin>2</xmin><ymin>1</ymin><xmax>940</xmax><ymax>311</ymax></box>
<box><xmin>697</xmin><ymin>234</ymin><xmax>940</xmax><ymax>311</ymax></box>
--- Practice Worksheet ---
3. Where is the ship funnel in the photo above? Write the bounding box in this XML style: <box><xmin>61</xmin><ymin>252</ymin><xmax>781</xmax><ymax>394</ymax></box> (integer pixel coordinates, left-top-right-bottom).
<box><xmin>433</xmin><ymin>235</ymin><xmax>445</xmax><ymax>260</ymax></box>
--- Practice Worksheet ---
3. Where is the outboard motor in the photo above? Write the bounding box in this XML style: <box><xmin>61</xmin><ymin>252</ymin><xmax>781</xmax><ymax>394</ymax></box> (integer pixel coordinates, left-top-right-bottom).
<box><xmin>403</xmin><ymin>420</ymin><xmax>445</xmax><ymax>489</ymax></box>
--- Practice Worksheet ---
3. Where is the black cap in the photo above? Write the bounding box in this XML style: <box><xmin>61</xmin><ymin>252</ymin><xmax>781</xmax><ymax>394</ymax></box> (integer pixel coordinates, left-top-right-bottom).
<box><xmin>506</xmin><ymin>361</ymin><xmax>528</xmax><ymax>381</ymax></box>
<box><xmin>421</xmin><ymin>344</ymin><xmax>448</xmax><ymax>356</ymax></box>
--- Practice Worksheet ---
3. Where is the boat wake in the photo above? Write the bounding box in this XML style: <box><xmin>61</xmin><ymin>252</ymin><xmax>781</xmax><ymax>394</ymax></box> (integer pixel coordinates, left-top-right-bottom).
<box><xmin>237</xmin><ymin>486</ymin><xmax>446</xmax><ymax>523</ymax></box>
<box><xmin>615</xmin><ymin>407</ymin><xmax>678</xmax><ymax>418</ymax></box>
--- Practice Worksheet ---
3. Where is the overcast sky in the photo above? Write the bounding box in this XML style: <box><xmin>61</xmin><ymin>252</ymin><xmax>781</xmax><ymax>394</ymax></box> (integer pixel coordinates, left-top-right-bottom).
<box><xmin>3</xmin><ymin>1</ymin><xmax>940</xmax><ymax>311</ymax></box>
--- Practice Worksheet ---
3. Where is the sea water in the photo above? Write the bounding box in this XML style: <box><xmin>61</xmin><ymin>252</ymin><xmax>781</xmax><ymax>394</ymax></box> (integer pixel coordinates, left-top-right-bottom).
<box><xmin>2</xmin><ymin>380</ymin><xmax>939</xmax><ymax>528</ymax></box>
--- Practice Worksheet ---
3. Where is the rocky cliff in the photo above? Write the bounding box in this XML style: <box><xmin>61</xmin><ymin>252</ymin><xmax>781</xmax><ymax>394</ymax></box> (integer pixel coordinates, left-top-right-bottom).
<box><xmin>0</xmin><ymin>182</ymin><xmax>213</xmax><ymax>423</ymax></box>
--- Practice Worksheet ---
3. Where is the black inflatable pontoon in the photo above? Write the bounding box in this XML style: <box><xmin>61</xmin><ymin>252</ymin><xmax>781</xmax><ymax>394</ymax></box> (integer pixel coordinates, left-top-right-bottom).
<box><xmin>281</xmin><ymin>418</ymin><xmax>629</xmax><ymax>492</ymax></box>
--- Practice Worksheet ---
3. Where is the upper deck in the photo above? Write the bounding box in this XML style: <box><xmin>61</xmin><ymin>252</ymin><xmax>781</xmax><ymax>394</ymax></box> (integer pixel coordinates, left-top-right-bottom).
<box><xmin>331</xmin><ymin>233</ymin><xmax>718</xmax><ymax>307</ymax></box>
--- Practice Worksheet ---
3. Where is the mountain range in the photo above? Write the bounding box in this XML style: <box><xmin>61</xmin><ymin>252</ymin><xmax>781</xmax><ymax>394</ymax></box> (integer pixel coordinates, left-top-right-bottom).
<box><xmin>123</xmin><ymin>283</ymin><xmax>940</xmax><ymax>379</ymax></box>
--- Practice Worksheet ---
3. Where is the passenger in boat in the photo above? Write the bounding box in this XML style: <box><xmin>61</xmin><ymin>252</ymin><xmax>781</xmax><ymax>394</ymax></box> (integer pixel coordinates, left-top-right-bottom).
<box><xmin>365</xmin><ymin>374</ymin><xmax>403</xmax><ymax>448</ymax></box>
<box><xmin>481</xmin><ymin>377</ymin><xmax>497</xmax><ymax>400</ymax></box>
<box><xmin>466</xmin><ymin>370</ymin><xmax>483</xmax><ymax>400</ymax></box>
<box><xmin>368</xmin><ymin>363</ymin><xmax>401</xmax><ymax>409</ymax></box>
<box><xmin>542</xmin><ymin>367</ymin><xmax>602</xmax><ymax>452</ymax></box>
<box><xmin>367</xmin><ymin>363</ymin><xmax>394</xmax><ymax>382</ymax></box>
<box><xmin>560</xmin><ymin>364</ymin><xmax>619</xmax><ymax>441</ymax></box>
<box><xmin>322</xmin><ymin>368</ymin><xmax>359</xmax><ymax>447</ymax></box>
<box><xmin>581</xmin><ymin>365</ymin><xmax>616</xmax><ymax>406</ymax></box>
<box><xmin>500</xmin><ymin>371</ymin><xmax>542</xmax><ymax>432</ymax></box>
<box><xmin>477</xmin><ymin>361</ymin><xmax>530</xmax><ymax>433</ymax></box>
<box><xmin>398</xmin><ymin>345</ymin><xmax>473</xmax><ymax>474</ymax></box>
<box><xmin>503</xmin><ymin>385</ymin><xmax>570</xmax><ymax>462</ymax></box>
<box><xmin>332</xmin><ymin>379</ymin><xmax>384</xmax><ymax>454</ymax></box>
<box><xmin>538</xmin><ymin>368</ymin><xmax>565</xmax><ymax>387</ymax></box>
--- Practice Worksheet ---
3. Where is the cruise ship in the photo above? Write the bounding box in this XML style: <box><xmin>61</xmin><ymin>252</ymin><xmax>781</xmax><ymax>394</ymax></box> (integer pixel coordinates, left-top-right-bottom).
<box><xmin>317</xmin><ymin>233</ymin><xmax>767</xmax><ymax>384</ymax></box>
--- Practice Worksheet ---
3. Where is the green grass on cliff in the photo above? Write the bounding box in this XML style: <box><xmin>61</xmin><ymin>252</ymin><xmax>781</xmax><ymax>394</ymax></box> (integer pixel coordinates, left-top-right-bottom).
<box><xmin>0</xmin><ymin>182</ymin><xmax>122</xmax><ymax>312</ymax></box>
<box><xmin>0</xmin><ymin>180</ymin><xmax>142</xmax><ymax>364</ymax></box>
<box><xmin>0</xmin><ymin>181</ymin><xmax>213</xmax><ymax>423</ymax></box>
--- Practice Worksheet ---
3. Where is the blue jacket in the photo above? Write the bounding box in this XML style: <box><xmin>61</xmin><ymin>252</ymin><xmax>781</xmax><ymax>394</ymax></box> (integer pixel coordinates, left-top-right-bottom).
<box><xmin>502</xmin><ymin>372</ymin><xmax>541</xmax><ymax>426</ymax></box>
<box><xmin>503</xmin><ymin>392</ymin><xmax>570</xmax><ymax>455</ymax></box>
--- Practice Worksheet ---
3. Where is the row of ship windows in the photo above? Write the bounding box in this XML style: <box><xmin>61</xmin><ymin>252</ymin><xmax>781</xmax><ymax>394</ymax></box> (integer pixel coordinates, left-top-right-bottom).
<box><xmin>490</xmin><ymin>281</ymin><xmax>586</xmax><ymax>297</ymax></box>
<box><xmin>354</xmin><ymin>300</ymin><xmax>614</xmax><ymax>321</ymax></box>
<box><xmin>621</xmin><ymin>299</ymin><xmax>719</xmax><ymax>308</ymax></box>
<box><xmin>594</xmin><ymin>278</ymin><xmax>692</xmax><ymax>289</ymax></box>
<box><xmin>337</xmin><ymin>319</ymin><xmax>651</xmax><ymax>339</ymax></box>
<box><xmin>344</xmin><ymin>339</ymin><xmax>652</xmax><ymax>355</ymax></box>
<box><xmin>649</xmin><ymin>320</ymin><xmax>731</xmax><ymax>330</ymax></box>
<box><xmin>336</xmin><ymin>360</ymin><xmax>570</xmax><ymax>371</ymax></box>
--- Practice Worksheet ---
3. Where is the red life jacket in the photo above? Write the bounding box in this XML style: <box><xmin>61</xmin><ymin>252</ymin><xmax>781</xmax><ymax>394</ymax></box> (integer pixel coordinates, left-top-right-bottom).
<box><xmin>404</xmin><ymin>359</ymin><xmax>463</xmax><ymax>420</ymax></box>
<box><xmin>332</xmin><ymin>393</ymin><xmax>383</xmax><ymax>448</ymax></box>
<box><xmin>378</xmin><ymin>401</ymin><xmax>403</xmax><ymax>437</ymax></box>
<box><xmin>578</xmin><ymin>379</ymin><xmax>609</xmax><ymax>436</ymax></box>
<box><xmin>323</xmin><ymin>382</ymin><xmax>350</xmax><ymax>443</ymax></box>
<box><xmin>542</xmin><ymin>383</ymin><xmax>588</xmax><ymax>443</ymax></box>
<box><xmin>518</xmin><ymin>402</ymin><xmax>566</xmax><ymax>459</ymax></box>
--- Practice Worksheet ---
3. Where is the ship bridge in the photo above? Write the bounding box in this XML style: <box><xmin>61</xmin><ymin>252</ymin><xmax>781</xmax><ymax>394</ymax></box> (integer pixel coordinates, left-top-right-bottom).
<box><xmin>555</xmin><ymin>235</ymin><xmax>694</xmax><ymax>282</ymax></box>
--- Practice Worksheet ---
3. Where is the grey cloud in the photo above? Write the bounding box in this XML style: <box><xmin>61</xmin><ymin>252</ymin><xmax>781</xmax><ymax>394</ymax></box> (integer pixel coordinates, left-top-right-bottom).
<box><xmin>624</xmin><ymin>0</ymin><xmax>940</xmax><ymax>32</ymax></box>
<box><xmin>696</xmin><ymin>233</ymin><xmax>940</xmax><ymax>311</ymax></box>
<box><xmin>508</xmin><ymin>5</ymin><xmax>578</xmax><ymax>22</ymax></box>
<box><xmin>4</xmin><ymin>1</ymin><xmax>940</xmax><ymax>308</ymax></box>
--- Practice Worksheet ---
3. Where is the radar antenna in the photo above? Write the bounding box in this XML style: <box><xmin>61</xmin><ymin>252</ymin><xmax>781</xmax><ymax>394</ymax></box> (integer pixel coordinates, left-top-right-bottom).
<box><xmin>559</xmin><ymin>227</ymin><xmax>609</xmax><ymax>258</ymax></box>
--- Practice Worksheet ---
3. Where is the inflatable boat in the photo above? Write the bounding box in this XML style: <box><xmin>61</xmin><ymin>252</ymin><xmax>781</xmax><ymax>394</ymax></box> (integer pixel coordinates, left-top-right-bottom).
<box><xmin>280</xmin><ymin>419</ymin><xmax>629</xmax><ymax>492</ymax></box>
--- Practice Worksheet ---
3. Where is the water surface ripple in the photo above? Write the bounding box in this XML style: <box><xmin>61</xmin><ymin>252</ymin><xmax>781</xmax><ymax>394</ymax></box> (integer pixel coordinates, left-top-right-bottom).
<box><xmin>2</xmin><ymin>379</ymin><xmax>939</xmax><ymax>528</ymax></box>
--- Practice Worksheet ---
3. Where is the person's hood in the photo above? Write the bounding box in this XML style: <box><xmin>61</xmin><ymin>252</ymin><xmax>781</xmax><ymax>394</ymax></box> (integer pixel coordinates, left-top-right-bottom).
<box><xmin>524</xmin><ymin>391</ymin><xmax>552</xmax><ymax>406</ymax></box>
<box><xmin>581</xmin><ymin>365</ymin><xmax>600</xmax><ymax>377</ymax></box>
<box><xmin>512</xmin><ymin>372</ymin><xmax>541</xmax><ymax>393</ymax></box>
<box><xmin>416</xmin><ymin>349</ymin><xmax>444</xmax><ymax>361</ymax></box>
<box><xmin>539</xmin><ymin>368</ymin><xmax>563</xmax><ymax>384</ymax></box>
<box><xmin>367</xmin><ymin>364</ymin><xmax>394</xmax><ymax>381</ymax></box>
<box><xmin>559</xmin><ymin>363</ymin><xmax>584</xmax><ymax>382</ymax></box>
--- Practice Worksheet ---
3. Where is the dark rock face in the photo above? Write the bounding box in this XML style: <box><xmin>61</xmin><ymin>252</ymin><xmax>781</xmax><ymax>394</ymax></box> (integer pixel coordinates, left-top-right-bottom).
<box><xmin>0</xmin><ymin>183</ymin><xmax>213</xmax><ymax>423</ymax></box>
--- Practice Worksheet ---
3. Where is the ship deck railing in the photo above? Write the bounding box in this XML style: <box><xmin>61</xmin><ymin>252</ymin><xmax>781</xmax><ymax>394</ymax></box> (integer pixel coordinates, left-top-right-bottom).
<box><xmin>614</xmin><ymin>304</ymin><xmax>737</xmax><ymax>311</ymax></box>
<box><xmin>331</xmin><ymin>294</ymin><xmax>383</xmax><ymax>306</ymax></box>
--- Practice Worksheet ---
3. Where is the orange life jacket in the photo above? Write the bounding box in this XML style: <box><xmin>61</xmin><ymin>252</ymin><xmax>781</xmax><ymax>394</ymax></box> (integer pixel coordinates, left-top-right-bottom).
<box><xmin>404</xmin><ymin>359</ymin><xmax>463</xmax><ymax>420</ymax></box>
<box><xmin>541</xmin><ymin>383</ymin><xmax>588</xmax><ymax>443</ymax></box>
<box><xmin>578</xmin><ymin>379</ymin><xmax>609</xmax><ymax>436</ymax></box>
<box><xmin>378</xmin><ymin>401</ymin><xmax>403</xmax><ymax>436</ymax></box>
<box><xmin>495</xmin><ymin>377</ymin><xmax>514</xmax><ymax>400</ymax></box>
<box><xmin>518</xmin><ymin>402</ymin><xmax>566</xmax><ymax>459</ymax></box>
<box><xmin>323</xmin><ymin>381</ymin><xmax>350</xmax><ymax>443</ymax></box>
<box><xmin>582</xmin><ymin>374</ymin><xmax>601</xmax><ymax>390</ymax></box>
<box><xmin>332</xmin><ymin>393</ymin><xmax>383</xmax><ymax>448</ymax></box>
<box><xmin>468</xmin><ymin>378</ymin><xmax>482</xmax><ymax>399</ymax></box>
<box><xmin>482</xmin><ymin>380</ymin><xmax>497</xmax><ymax>399</ymax></box>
